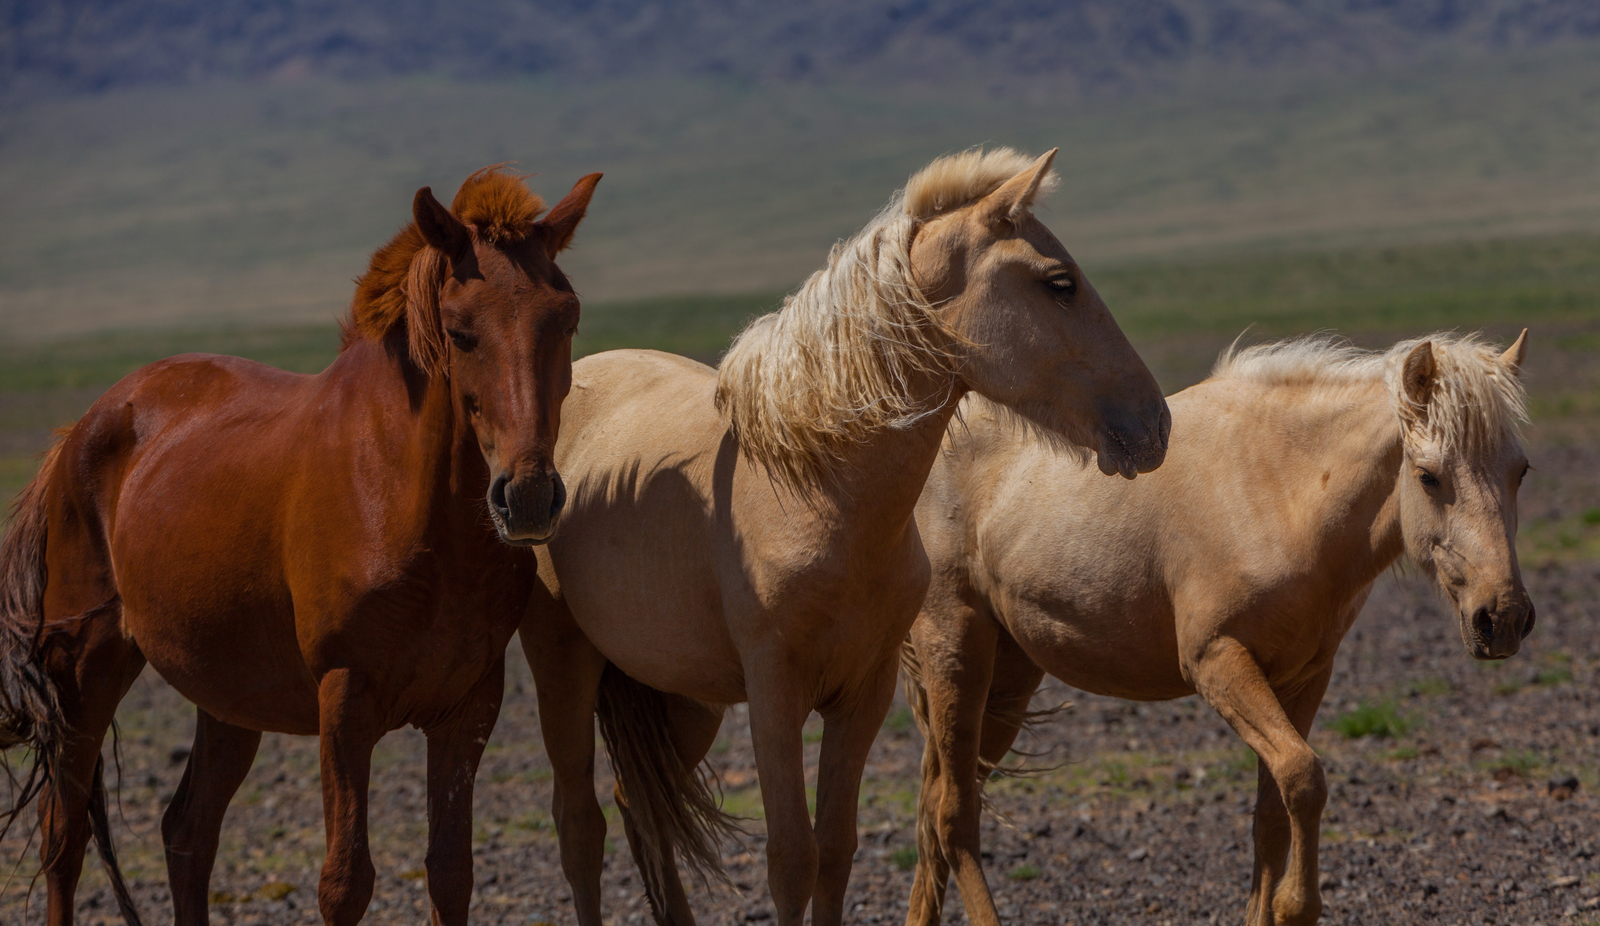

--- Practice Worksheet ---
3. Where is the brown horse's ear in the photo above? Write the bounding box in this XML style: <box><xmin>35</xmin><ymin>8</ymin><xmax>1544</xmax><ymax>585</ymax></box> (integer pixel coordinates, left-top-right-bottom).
<box><xmin>1402</xmin><ymin>340</ymin><xmax>1437</xmax><ymax>409</ymax></box>
<box><xmin>538</xmin><ymin>172</ymin><xmax>603</xmax><ymax>258</ymax></box>
<box><xmin>413</xmin><ymin>186</ymin><xmax>472</xmax><ymax>264</ymax></box>
<box><xmin>978</xmin><ymin>149</ymin><xmax>1058</xmax><ymax>229</ymax></box>
<box><xmin>1500</xmin><ymin>328</ymin><xmax>1528</xmax><ymax>376</ymax></box>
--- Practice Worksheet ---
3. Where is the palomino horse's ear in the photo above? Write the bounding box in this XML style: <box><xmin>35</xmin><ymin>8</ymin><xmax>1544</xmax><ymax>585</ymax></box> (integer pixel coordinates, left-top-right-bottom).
<box><xmin>538</xmin><ymin>172</ymin><xmax>603</xmax><ymax>259</ymax></box>
<box><xmin>1500</xmin><ymin>328</ymin><xmax>1528</xmax><ymax>376</ymax></box>
<box><xmin>1402</xmin><ymin>340</ymin><xmax>1437</xmax><ymax>409</ymax></box>
<box><xmin>413</xmin><ymin>186</ymin><xmax>472</xmax><ymax>264</ymax></box>
<box><xmin>978</xmin><ymin>149</ymin><xmax>1058</xmax><ymax>229</ymax></box>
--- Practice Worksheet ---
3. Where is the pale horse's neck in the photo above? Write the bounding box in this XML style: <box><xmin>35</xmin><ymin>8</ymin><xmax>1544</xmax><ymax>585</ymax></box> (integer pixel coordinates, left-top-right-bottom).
<box><xmin>1300</xmin><ymin>379</ymin><xmax>1411</xmax><ymax>597</ymax></box>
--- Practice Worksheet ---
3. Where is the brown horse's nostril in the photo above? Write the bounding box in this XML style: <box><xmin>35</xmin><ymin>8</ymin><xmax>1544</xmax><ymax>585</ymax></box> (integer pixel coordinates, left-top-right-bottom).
<box><xmin>1521</xmin><ymin>604</ymin><xmax>1537</xmax><ymax>640</ymax></box>
<box><xmin>489</xmin><ymin>473</ymin><xmax>512</xmax><ymax>521</ymax></box>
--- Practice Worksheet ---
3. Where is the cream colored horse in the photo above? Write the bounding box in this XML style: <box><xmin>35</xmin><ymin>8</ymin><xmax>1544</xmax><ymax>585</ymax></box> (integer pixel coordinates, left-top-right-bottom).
<box><xmin>903</xmin><ymin>331</ymin><xmax>1534</xmax><ymax>926</ymax></box>
<box><xmin>517</xmin><ymin>148</ymin><xmax>1171</xmax><ymax>926</ymax></box>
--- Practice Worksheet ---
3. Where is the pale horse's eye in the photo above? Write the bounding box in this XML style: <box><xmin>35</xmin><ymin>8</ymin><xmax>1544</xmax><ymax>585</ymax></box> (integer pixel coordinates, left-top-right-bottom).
<box><xmin>1419</xmin><ymin>470</ymin><xmax>1441</xmax><ymax>488</ymax></box>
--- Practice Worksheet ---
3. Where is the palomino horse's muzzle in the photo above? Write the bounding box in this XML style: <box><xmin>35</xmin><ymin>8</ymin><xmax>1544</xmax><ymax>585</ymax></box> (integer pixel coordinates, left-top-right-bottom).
<box><xmin>1461</xmin><ymin>595</ymin><xmax>1536</xmax><ymax>660</ymax></box>
<box><xmin>488</xmin><ymin>468</ymin><xmax>566</xmax><ymax>546</ymax></box>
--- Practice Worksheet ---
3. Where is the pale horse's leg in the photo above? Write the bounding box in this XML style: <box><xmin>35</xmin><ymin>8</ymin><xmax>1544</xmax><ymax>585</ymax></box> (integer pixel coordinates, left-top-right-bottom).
<box><xmin>518</xmin><ymin>594</ymin><xmax>610</xmax><ymax>926</ymax></box>
<box><xmin>743</xmin><ymin>657</ymin><xmax>819</xmax><ymax>926</ymax></box>
<box><xmin>810</xmin><ymin>653</ymin><xmax>900</xmax><ymax>926</ymax></box>
<box><xmin>422</xmin><ymin>654</ymin><xmax>505</xmax><ymax>926</ymax></box>
<box><xmin>1190</xmin><ymin>638</ymin><xmax>1331</xmax><ymax>926</ymax></box>
<box><xmin>162</xmin><ymin>709</ymin><xmax>262</xmax><ymax>926</ymax></box>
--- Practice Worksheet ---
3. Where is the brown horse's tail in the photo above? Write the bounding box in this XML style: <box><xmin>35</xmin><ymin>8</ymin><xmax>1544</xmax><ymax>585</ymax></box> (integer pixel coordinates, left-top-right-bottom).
<box><xmin>595</xmin><ymin>664</ymin><xmax>739</xmax><ymax>921</ymax></box>
<box><xmin>0</xmin><ymin>441</ymin><xmax>146</xmax><ymax>926</ymax></box>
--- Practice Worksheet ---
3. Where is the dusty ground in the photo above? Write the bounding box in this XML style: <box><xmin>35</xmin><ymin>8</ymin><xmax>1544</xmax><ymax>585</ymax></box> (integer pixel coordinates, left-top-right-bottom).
<box><xmin>2</xmin><ymin>330</ymin><xmax>1597</xmax><ymax>926</ymax></box>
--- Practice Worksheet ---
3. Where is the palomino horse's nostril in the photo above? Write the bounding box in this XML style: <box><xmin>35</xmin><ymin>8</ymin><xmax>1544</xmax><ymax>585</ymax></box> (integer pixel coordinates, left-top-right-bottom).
<box><xmin>1472</xmin><ymin>607</ymin><xmax>1494</xmax><ymax>644</ymax></box>
<box><xmin>1521</xmin><ymin>604</ymin><xmax>1536</xmax><ymax>640</ymax></box>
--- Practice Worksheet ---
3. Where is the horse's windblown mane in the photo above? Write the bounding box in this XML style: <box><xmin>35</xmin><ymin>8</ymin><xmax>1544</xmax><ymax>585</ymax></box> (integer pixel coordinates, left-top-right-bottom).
<box><xmin>341</xmin><ymin>167</ymin><xmax>547</xmax><ymax>373</ymax></box>
<box><xmin>1212</xmin><ymin>332</ymin><xmax>1528</xmax><ymax>454</ymax></box>
<box><xmin>715</xmin><ymin>148</ymin><xmax>1055</xmax><ymax>488</ymax></box>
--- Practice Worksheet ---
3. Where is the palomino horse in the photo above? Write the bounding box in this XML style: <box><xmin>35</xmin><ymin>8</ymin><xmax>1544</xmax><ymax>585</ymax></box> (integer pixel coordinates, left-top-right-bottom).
<box><xmin>0</xmin><ymin>166</ymin><xmax>599</xmax><ymax>926</ymax></box>
<box><xmin>902</xmin><ymin>331</ymin><xmax>1534</xmax><ymax>926</ymax></box>
<box><xmin>517</xmin><ymin>148</ymin><xmax>1170</xmax><ymax>926</ymax></box>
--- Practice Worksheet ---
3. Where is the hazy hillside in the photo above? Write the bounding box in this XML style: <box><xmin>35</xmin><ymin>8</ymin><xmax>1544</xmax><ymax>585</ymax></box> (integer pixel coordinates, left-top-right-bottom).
<box><xmin>5</xmin><ymin>0</ymin><xmax>1600</xmax><ymax>98</ymax></box>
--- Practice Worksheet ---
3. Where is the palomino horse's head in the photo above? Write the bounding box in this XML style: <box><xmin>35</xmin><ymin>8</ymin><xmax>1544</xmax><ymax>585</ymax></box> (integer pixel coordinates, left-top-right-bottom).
<box><xmin>1394</xmin><ymin>331</ymin><xmax>1533</xmax><ymax>659</ymax></box>
<box><xmin>909</xmin><ymin>150</ymin><xmax>1169</xmax><ymax>477</ymax></box>
<box><xmin>407</xmin><ymin>169</ymin><xmax>601</xmax><ymax>545</ymax></box>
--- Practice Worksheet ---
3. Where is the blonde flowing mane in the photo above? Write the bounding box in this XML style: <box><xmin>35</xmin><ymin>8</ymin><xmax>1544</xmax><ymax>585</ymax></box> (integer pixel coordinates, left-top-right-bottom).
<box><xmin>715</xmin><ymin>148</ymin><xmax>1055</xmax><ymax>487</ymax></box>
<box><xmin>1212</xmin><ymin>332</ymin><xmax>1528</xmax><ymax>454</ymax></box>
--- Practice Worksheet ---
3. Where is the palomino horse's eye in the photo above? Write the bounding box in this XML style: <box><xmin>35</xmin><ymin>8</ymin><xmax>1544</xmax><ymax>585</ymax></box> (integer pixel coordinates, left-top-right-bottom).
<box><xmin>1046</xmin><ymin>277</ymin><xmax>1077</xmax><ymax>297</ymax></box>
<box><xmin>447</xmin><ymin>330</ymin><xmax>476</xmax><ymax>351</ymax></box>
<box><xmin>1419</xmin><ymin>470</ymin><xmax>1441</xmax><ymax>488</ymax></box>
<box><xmin>1517</xmin><ymin>462</ymin><xmax>1530</xmax><ymax>485</ymax></box>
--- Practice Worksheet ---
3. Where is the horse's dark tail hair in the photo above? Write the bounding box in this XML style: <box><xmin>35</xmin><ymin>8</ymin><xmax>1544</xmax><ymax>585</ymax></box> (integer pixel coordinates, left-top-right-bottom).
<box><xmin>0</xmin><ymin>441</ymin><xmax>145</xmax><ymax>926</ymax></box>
<box><xmin>595</xmin><ymin>663</ymin><xmax>739</xmax><ymax>922</ymax></box>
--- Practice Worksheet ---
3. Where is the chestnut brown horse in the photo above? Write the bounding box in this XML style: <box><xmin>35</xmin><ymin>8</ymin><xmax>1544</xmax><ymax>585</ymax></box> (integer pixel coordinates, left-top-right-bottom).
<box><xmin>519</xmin><ymin>148</ymin><xmax>1170</xmax><ymax>926</ymax></box>
<box><xmin>902</xmin><ymin>331</ymin><xmax>1533</xmax><ymax>926</ymax></box>
<box><xmin>0</xmin><ymin>166</ymin><xmax>599</xmax><ymax>926</ymax></box>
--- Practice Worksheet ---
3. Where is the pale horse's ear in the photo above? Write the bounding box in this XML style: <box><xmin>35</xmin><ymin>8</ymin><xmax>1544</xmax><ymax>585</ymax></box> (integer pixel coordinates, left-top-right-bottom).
<box><xmin>978</xmin><ymin>148</ymin><xmax>1058</xmax><ymax>229</ymax></box>
<box><xmin>1402</xmin><ymin>340</ymin><xmax>1437</xmax><ymax>411</ymax></box>
<box><xmin>1500</xmin><ymin>328</ymin><xmax>1528</xmax><ymax>376</ymax></box>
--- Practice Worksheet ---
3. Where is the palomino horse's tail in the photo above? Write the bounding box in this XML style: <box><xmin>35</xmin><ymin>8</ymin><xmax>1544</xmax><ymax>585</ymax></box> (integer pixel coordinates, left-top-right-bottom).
<box><xmin>595</xmin><ymin>664</ymin><xmax>738</xmax><ymax>920</ymax></box>
<box><xmin>0</xmin><ymin>440</ymin><xmax>145</xmax><ymax>926</ymax></box>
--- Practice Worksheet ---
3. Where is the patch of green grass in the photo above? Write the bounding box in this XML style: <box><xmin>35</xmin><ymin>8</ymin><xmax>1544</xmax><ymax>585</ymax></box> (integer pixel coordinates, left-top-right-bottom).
<box><xmin>1383</xmin><ymin>745</ymin><xmax>1420</xmax><ymax>761</ymax></box>
<box><xmin>1583</xmin><ymin>508</ymin><xmax>1600</xmax><ymax>526</ymax></box>
<box><xmin>1534</xmin><ymin>666</ymin><xmax>1575</xmax><ymax>686</ymax></box>
<box><xmin>1099</xmin><ymin>759</ymin><xmax>1131</xmax><ymax>787</ymax></box>
<box><xmin>1488</xmin><ymin>749</ymin><xmax>1544</xmax><ymax>778</ymax></box>
<box><xmin>890</xmin><ymin>847</ymin><xmax>918</xmax><ymax>872</ymax></box>
<box><xmin>1494</xmin><ymin>676</ymin><xmax>1525</xmax><ymax>697</ymax></box>
<box><xmin>1412</xmin><ymin>676</ymin><xmax>1453</xmax><ymax>697</ymax></box>
<box><xmin>882</xmin><ymin>706</ymin><xmax>915</xmax><ymax>734</ymax></box>
<box><xmin>1327</xmin><ymin>700</ymin><xmax>1413</xmax><ymax>739</ymax></box>
<box><xmin>1007</xmin><ymin>863</ymin><xmax>1042</xmax><ymax>882</ymax></box>
<box><xmin>1220</xmin><ymin>748</ymin><xmax>1259</xmax><ymax>779</ymax></box>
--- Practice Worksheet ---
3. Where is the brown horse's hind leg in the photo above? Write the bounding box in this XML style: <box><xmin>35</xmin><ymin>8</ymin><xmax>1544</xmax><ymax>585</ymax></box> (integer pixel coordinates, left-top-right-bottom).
<box><xmin>422</xmin><ymin>655</ymin><xmax>505</xmax><ymax>926</ymax></box>
<box><xmin>1190</xmin><ymin>640</ymin><xmax>1329</xmax><ymax>926</ymax></box>
<box><xmin>315</xmin><ymin>669</ymin><xmax>386</xmax><ymax>926</ymax></box>
<box><xmin>162</xmin><ymin>708</ymin><xmax>261</xmax><ymax>926</ymax></box>
<box><xmin>615</xmin><ymin>692</ymin><xmax>724</xmax><ymax>926</ymax></box>
<box><xmin>518</xmin><ymin>605</ymin><xmax>609</xmax><ymax>926</ymax></box>
<box><xmin>37</xmin><ymin>611</ymin><xmax>145</xmax><ymax>926</ymax></box>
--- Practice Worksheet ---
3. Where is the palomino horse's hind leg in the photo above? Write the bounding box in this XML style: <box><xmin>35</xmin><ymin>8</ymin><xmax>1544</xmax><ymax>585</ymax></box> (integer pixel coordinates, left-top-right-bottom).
<box><xmin>315</xmin><ymin>668</ymin><xmax>386</xmax><ymax>926</ymax></box>
<box><xmin>162</xmin><ymin>708</ymin><xmax>262</xmax><ymax>926</ymax></box>
<box><xmin>615</xmin><ymin>692</ymin><xmax>724</xmax><ymax>926</ymax></box>
<box><xmin>1189</xmin><ymin>639</ymin><xmax>1330</xmax><ymax>926</ymax></box>
<box><xmin>518</xmin><ymin>603</ymin><xmax>610</xmax><ymax>926</ymax></box>
<box><xmin>809</xmin><ymin>656</ymin><xmax>899</xmax><ymax>926</ymax></box>
<box><xmin>422</xmin><ymin>655</ymin><xmax>505</xmax><ymax>926</ymax></box>
<box><xmin>36</xmin><ymin>599</ymin><xmax>145</xmax><ymax>926</ymax></box>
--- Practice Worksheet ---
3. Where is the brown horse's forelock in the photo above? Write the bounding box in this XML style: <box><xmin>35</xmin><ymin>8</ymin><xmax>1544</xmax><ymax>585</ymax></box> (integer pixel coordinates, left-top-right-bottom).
<box><xmin>342</xmin><ymin>167</ymin><xmax>548</xmax><ymax>376</ymax></box>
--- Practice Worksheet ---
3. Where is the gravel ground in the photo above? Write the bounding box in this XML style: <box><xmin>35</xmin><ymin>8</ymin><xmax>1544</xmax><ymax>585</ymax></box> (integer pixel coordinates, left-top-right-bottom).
<box><xmin>3</xmin><ymin>338</ymin><xmax>1597</xmax><ymax>926</ymax></box>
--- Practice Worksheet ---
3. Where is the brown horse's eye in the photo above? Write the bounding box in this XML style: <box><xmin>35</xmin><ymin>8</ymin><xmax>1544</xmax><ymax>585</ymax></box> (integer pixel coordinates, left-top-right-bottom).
<box><xmin>1046</xmin><ymin>276</ymin><xmax>1076</xmax><ymax>297</ymax></box>
<box><xmin>447</xmin><ymin>330</ymin><xmax>476</xmax><ymax>351</ymax></box>
<box><xmin>1419</xmin><ymin>470</ymin><xmax>1440</xmax><ymax>488</ymax></box>
<box><xmin>1517</xmin><ymin>462</ymin><xmax>1530</xmax><ymax>484</ymax></box>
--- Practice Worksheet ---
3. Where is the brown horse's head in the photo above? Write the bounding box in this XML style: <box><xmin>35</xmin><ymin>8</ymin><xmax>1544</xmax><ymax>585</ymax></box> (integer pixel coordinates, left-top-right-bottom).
<box><xmin>908</xmin><ymin>149</ymin><xmax>1170</xmax><ymax>478</ymax></box>
<box><xmin>1394</xmin><ymin>331</ymin><xmax>1534</xmax><ymax>660</ymax></box>
<box><xmin>350</xmin><ymin>167</ymin><xmax>601</xmax><ymax>545</ymax></box>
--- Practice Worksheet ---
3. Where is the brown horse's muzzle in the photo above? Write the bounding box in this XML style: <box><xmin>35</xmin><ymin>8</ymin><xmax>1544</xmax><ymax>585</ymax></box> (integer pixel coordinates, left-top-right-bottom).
<box><xmin>1095</xmin><ymin>395</ymin><xmax>1172</xmax><ymax>479</ymax></box>
<box><xmin>488</xmin><ymin>468</ymin><xmax>566</xmax><ymax>546</ymax></box>
<box><xmin>1460</xmin><ymin>593</ymin><xmax>1536</xmax><ymax>660</ymax></box>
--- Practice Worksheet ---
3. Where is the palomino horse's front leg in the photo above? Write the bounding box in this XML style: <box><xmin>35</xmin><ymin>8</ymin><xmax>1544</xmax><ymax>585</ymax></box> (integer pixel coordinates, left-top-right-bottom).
<box><xmin>1244</xmin><ymin>665</ymin><xmax>1333</xmax><ymax>926</ymax></box>
<box><xmin>422</xmin><ymin>655</ymin><xmax>506</xmax><ymax>926</ymax></box>
<box><xmin>163</xmin><ymin>709</ymin><xmax>263</xmax><ymax>926</ymax></box>
<box><xmin>316</xmin><ymin>669</ymin><xmax>387</xmax><ymax>926</ymax></box>
<box><xmin>1190</xmin><ymin>639</ymin><xmax>1330</xmax><ymax>926</ymax></box>
<box><xmin>518</xmin><ymin>602</ymin><xmax>610</xmax><ymax>926</ymax></box>
<box><xmin>810</xmin><ymin>657</ymin><xmax>899</xmax><ymax>926</ymax></box>
<box><xmin>744</xmin><ymin>668</ymin><xmax>817</xmax><ymax>926</ymax></box>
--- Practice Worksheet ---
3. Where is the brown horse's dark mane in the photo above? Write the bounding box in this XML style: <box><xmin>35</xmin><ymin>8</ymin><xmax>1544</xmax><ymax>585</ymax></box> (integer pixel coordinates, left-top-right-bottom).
<box><xmin>340</xmin><ymin>166</ymin><xmax>547</xmax><ymax>373</ymax></box>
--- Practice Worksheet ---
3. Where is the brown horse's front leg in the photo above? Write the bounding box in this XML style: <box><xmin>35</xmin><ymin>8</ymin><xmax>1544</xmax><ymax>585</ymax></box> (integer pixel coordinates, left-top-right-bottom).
<box><xmin>1190</xmin><ymin>640</ymin><xmax>1329</xmax><ymax>926</ymax></box>
<box><xmin>423</xmin><ymin>655</ymin><xmax>505</xmax><ymax>926</ymax></box>
<box><xmin>317</xmin><ymin>669</ymin><xmax>385</xmax><ymax>926</ymax></box>
<box><xmin>163</xmin><ymin>709</ymin><xmax>263</xmax><ymax>926</ymax></box>
<box><xmin>519</xmin><ymin>604</ymin><xmax>610</xmax><ymax>926</ymax></box>
<box><xmin>811</xmin><ymin>657</ymin><xmax>899</xmax><ymax>926</ymax></box>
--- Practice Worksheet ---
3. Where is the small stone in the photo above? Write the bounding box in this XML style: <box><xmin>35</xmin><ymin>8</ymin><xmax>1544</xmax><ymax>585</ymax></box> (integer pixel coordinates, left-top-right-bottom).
<box><xmin>1319</xmin><ymin>873</ymin><xmax>1340</xmax><ymax>890</ymax></box>
<box><xmin>1482</xmin><ymin>805</ymin><xmax>1509</xmax><ymax>822</ymax></box>
<box><xmin>1548</xmin><ymin>774</ymin><xmax>1581</xmax><ymax>801</ymax></box>
<box><xmin>1126</xmin><ymin>847</ymin><xmax>1149</xmax><ymax>861</ymax></box>
<box><xmin>1550</xmin><ymin>875</ymin><xmax>1581</xmax><ymax>889</ymax></box>
<box><xmin>168</xmin><ymin>745</ymin><xmax>191</xmax><ymax>766</ymax></box>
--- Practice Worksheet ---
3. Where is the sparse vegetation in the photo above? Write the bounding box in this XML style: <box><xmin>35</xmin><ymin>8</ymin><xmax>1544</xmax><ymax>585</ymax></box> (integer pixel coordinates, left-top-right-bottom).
<box><xmin>891</xmin><ymin>847</ymin><xmax>917</xmax><ymax>872</ymax></box>
<box><xmin>1327</xmin><ymin>700</ymin><xmax>1413</xmax><ymax>740</ymax></box>
<box><xmin>1008</xmin><ymin>863</ymin><xmax>1042</xmax><ymax>882</ymax></box>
